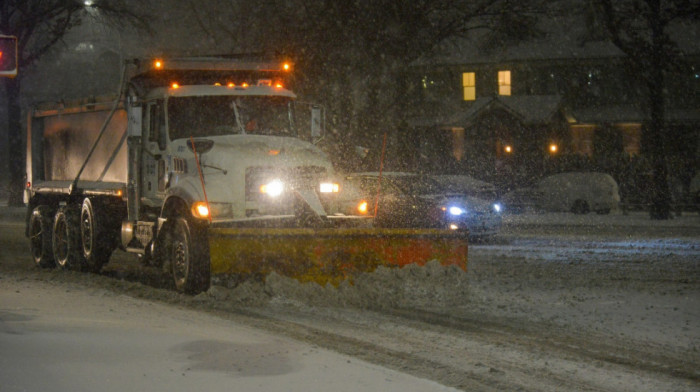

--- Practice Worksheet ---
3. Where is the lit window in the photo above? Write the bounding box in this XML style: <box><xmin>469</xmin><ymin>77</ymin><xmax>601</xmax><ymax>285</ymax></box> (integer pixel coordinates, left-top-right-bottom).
<box><xmin>498</xmin><ymin>70</ymin><xmax>511</xmax><ymax>96</ymax></box>
<box><xmin>462</xmin><ymin>72</ymin><xmax>475</xmax><ymax>101</ymax></box>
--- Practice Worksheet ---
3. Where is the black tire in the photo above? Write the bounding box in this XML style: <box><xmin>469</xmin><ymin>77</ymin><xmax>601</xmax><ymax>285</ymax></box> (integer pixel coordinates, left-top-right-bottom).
<box><xmin>53</xmin><ymin>206</ymin><xmax>85</xmax><ymax>271</ymax></box>
<box><xmin>164</xmin><ymin>216</ymin><xmax>210</xmax><ymax>294</ymax></box>
<box><xmin>28</xmin><ymin>205</ymin><xmax>56</xmax><ymax>268</ymax></box>
<box><xmin>571</xmin><ymin>199</ymin><xmax>590</xmax><ymax>214</ymax></box>
<box><xmin>80</xmin><ymin>198</ymin><xmax>113</xmax><ymax>272</ymax></box>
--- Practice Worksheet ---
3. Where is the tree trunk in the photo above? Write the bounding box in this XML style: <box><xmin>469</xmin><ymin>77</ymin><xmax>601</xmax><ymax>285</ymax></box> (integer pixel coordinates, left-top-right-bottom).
<box><xmin>646</xmin><ymin>0</ymin><xmax>671</xmax><ymax>220</ymax></box>
<box><xmin>647</xmin><ymin>90</ymin><xmax>672</xmax><ymax>220</ymax></box>
<box><xmin>4</xmin><ymin>77</ymin><xmax>24</xmax><ymax>206</ymax></box>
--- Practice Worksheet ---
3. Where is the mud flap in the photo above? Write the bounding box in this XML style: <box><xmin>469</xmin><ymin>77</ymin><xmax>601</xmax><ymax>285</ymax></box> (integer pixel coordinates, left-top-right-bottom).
<box><xmin>208</xmin><ymin>228</ymin><xmax>468</xmax><ymax>286</ymax></box>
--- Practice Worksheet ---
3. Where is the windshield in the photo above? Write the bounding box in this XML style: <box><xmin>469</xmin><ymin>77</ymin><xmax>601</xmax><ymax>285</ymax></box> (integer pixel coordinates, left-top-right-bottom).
<box><xmin>350</xmin><ymin>176</ymin><xmax>445</xmax><ymax>196</ymax></box>
<box><xmin>388</xmin><ymin>176</ymin><xmax>445</xmax><ymax>195</ymax></box>
<box><xmin>167</xmin><ymin>95</ymin><xmax>294</xmax><ymax>140</ymax></box>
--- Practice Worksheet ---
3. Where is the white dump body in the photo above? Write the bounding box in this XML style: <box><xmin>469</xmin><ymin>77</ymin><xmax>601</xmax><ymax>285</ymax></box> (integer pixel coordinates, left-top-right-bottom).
<box><xmin>42</xmin><ymin>108</ymin><xmax>128</xmax><ymax>183</ymax></box>
<box><xmin>27</xmin><ymin>100</ymin><xmax>128</xmax><ymax>196</ymax></box>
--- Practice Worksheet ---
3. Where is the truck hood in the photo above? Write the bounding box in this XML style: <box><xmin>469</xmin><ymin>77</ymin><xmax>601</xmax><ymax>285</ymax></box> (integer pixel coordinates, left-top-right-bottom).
<box><xmin>172</xmin><ymin>134</ymin><xmax>332</xmax><ymax>171</ymax></box>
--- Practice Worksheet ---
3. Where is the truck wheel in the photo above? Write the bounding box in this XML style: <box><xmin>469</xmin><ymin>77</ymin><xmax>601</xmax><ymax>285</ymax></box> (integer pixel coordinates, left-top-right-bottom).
<box><xmin>29</xmin><ymin>205</ymin><xmax>55</xmax><ymax>268</ymax></box>
<box><xmin>53</xmin><ymin>206</ymin><xmax>86</xmax><ymax>271</ymax></box>
<box><xmin>165</xmin><ymin>216</ymin><xmax>210</xmax><ymax>294</ymax></box>
<box><xmin>80</xmin><ymin>198</ymin><xmax>113</xmax><ymax>272</ymax></box>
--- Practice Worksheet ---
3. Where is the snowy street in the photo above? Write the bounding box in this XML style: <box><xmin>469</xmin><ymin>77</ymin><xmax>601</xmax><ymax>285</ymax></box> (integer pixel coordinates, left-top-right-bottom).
<box><xmin>1</xmin><ymin>208</ymin><xmax>698</xmax><ymax>391</ymax></box>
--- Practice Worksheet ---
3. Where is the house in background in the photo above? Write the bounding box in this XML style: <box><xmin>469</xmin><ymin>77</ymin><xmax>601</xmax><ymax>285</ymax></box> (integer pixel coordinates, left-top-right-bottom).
<box><xmin>403</xmin><ymin>5</ymin><xmax>700</xmax><ymax>193</ymax></box>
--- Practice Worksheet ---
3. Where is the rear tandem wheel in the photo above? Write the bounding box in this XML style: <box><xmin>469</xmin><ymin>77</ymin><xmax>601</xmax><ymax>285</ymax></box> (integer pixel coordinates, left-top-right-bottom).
<box><xmin>28</xmin><ymin>205</ymin><xmax>55</xmax><ymax>268</ymax></box>
<box><xmin>52</xmin><ymin>206</ymin><xmax>86</xmax><ymax>271</ymax></box>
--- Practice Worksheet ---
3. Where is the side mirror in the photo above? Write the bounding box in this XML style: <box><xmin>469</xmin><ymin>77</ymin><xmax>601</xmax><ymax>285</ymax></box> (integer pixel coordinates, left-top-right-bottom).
<box><xmin>127</xmin><ymin>105</ymin><xmax>143</xmax><ymax>137</ymax></box>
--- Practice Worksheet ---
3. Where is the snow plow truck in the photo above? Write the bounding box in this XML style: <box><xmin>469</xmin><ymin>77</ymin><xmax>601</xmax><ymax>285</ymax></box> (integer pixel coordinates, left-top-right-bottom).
<box><xmin>24</xmin><ymin>57</ymin><xmax>468</xmax><ymax>294</ymax></box>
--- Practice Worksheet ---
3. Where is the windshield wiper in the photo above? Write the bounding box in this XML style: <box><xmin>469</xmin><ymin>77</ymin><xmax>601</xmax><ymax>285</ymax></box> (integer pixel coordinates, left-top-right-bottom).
<box><xmin>231</xmin><ymin>101</ymin><xmax>246</xmax><ymax>135</ymax></box>
<box><xmin>202</xmin><ymin>164</ymin><xmax>228</xmax><ymax>175</ymax></box>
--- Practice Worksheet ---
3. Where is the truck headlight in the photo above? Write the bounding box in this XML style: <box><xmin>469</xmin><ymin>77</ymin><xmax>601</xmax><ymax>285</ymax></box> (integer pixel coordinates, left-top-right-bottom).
<box><xmin>319</xmin><ymin>182</ymin><xmax>340</xmax><ymax>193</ymax></box>
<box><xmin>260</xmin><ymin>179</ymin><xmax>285</xmax><ymax>197</ymax></box>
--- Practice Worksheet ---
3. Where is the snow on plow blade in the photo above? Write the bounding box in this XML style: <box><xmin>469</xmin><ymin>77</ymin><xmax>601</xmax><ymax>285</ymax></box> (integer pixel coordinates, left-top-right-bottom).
<box><xmin>208</xmin><ymin>227</ymin><xmax>468</xmax><ymax>285</ymax></box>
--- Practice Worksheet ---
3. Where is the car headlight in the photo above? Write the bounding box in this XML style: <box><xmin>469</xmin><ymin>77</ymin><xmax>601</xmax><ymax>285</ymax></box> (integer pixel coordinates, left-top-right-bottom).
<box><xmin>448</xmin><ymin>206</ymin><xmax>465</xmax><ymax>216</ymax></box>
<box><xmin>493</xmin><ymin>203</ymin><xmax>502</xmax><ymax>213</ymax></box>
<box><xmin>260</xmin><ymin>179</ymin><xmax>285</xmax><ymax>197</ymax></box>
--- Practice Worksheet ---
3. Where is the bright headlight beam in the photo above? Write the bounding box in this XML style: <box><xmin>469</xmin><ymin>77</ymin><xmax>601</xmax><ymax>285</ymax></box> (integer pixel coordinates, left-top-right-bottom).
<box><xmin>320</xmin><ymin>182</ymin><xmax>339</xmax><ymax>193</ymax></box>
<box><xmin>493</xmin><ymin>203</ymin><xmax>502</xmax><ymax>213</ymax></box>
<box><xmin>260</xmin><ymin>179</ymin><xmax>284</xmax><ymax>197</ymax></box>
<box><xmin>448</xmin><ymin>206</ymin><xmax>465</xmax><ymax>216</ymax></box>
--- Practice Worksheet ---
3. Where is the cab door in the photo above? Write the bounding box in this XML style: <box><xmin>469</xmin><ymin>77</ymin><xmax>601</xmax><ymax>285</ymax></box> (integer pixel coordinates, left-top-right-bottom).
<box><xmin>141</xmin><ymin>100</ymin><xmax>168</xmax><ymax>206</ymax></box>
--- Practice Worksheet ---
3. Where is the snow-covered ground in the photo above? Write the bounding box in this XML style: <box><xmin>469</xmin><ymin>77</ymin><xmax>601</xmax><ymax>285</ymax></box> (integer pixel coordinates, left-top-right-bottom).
<box><xmin>501</xmin><ymin>209</ymin><xmax>700</xmax><ymax>228</ymax></box>
<box><xmin>1</xmin><ymin>207</ymin><xmax>698</xmax><ymax>390</ymax></box>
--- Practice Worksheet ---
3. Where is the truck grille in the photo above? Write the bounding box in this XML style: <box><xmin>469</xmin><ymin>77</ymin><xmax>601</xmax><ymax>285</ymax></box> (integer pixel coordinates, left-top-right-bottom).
<box><xmin>245</xmin><ymin>166</ymin><xmax>327</xmax><ymax>201</ymax></box>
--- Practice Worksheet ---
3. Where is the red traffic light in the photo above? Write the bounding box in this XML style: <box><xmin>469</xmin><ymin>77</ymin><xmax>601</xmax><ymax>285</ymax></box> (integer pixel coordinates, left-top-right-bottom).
<box><xmin>0</xmin><ymin>35</ymin><xmax>18</xmax><ymax>78</ymax></box>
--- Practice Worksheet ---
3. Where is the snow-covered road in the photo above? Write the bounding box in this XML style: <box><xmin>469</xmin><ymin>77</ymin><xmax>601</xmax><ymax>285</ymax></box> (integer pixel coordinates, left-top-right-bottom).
<box><xmin>1</xmin><ymin>208</ymin><xmax>698</xmax><ymax>391</ymax></box>
<box><xmin>0</xmin><ymin>278</ymin><xmax>457</xmax><ymax>392</ymax></box>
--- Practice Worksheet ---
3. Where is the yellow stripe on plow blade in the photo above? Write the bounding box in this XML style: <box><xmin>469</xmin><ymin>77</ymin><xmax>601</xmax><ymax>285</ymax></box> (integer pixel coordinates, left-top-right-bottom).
<box><xmin>208</xmin><ymin>227</ymin><xmax>468</xmax><ymax>286</ymax></box>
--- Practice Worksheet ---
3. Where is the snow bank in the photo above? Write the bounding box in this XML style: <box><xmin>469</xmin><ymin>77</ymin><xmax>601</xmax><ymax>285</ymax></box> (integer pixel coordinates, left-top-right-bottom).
<box><xmin>503</xmin><ymin>210</ymin><xmax>700</xmax><ymax>228</ymax></box>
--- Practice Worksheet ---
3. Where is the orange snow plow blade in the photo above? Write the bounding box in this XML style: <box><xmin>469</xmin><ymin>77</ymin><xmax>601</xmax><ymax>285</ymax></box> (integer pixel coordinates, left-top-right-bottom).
<box><xmin>208</xmin><ymin>227</ymin><xmax>468</xmax><ymax>285</ymax></box>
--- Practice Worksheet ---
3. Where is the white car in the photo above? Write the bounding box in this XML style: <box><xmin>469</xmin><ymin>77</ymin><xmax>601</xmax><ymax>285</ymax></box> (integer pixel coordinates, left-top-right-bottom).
<box><xmin>504</xmin><ymin>172</ymin><xmax>620</xmax><ymax>214</ymax></box>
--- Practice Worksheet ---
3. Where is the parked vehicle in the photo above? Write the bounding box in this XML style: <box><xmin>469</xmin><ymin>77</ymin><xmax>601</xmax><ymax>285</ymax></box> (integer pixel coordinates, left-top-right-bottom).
<box><xmin>341</xmin><ymin>172</ymin><xmax>502</xmax><ymax>238</ymax></box>
<box><xmin>503</xmin><ymin>172</ymin><xmax>620</xmax><ymax>214</ymax></box>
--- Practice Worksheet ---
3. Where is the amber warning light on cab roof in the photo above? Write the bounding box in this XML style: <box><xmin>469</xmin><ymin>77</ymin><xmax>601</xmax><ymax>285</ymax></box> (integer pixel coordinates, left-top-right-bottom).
<box><xmin>151</xmin><ymin>58</ymin><xmax>292</xmax><ymax>72</ymax></box>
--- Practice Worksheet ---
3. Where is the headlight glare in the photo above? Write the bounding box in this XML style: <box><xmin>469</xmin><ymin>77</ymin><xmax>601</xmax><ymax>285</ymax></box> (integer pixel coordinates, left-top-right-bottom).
<box><xmin>260</xmin><ymin>179</ymin><xmax>284</xmax><ymax>197</ymax></box>
<box><xmin>320</xmin><ymin>182</ymin><xmax>340</xmax><ymax>193</ymax></box>
<box><xmin>191</xmin><ymin>201</ymin><xmax>210</xmax><ymax>219</ymax></box>
<box><xmin>357</xmin><ymin>200</ymin><xmax>369</xmax><ymax>214</ymax></box>
<box><xmin>448</xmin><ymin>206</ymin><xmax>465</xmax><ymax>216</ymax></box>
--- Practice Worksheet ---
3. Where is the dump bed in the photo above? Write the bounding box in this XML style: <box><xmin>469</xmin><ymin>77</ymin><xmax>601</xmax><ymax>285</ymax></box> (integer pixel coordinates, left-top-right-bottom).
<box><xmin>27</xmin><ymin>99</ymin><xmax>128</xmax><ymax>195</ymax></box>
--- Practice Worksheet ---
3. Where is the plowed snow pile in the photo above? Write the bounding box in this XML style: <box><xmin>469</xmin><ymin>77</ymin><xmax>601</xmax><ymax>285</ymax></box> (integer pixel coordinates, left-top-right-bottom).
<box><xmin>204</xmin><ymin>261</ymin><xmax>470</xmax><ymax>309</ymax></box>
